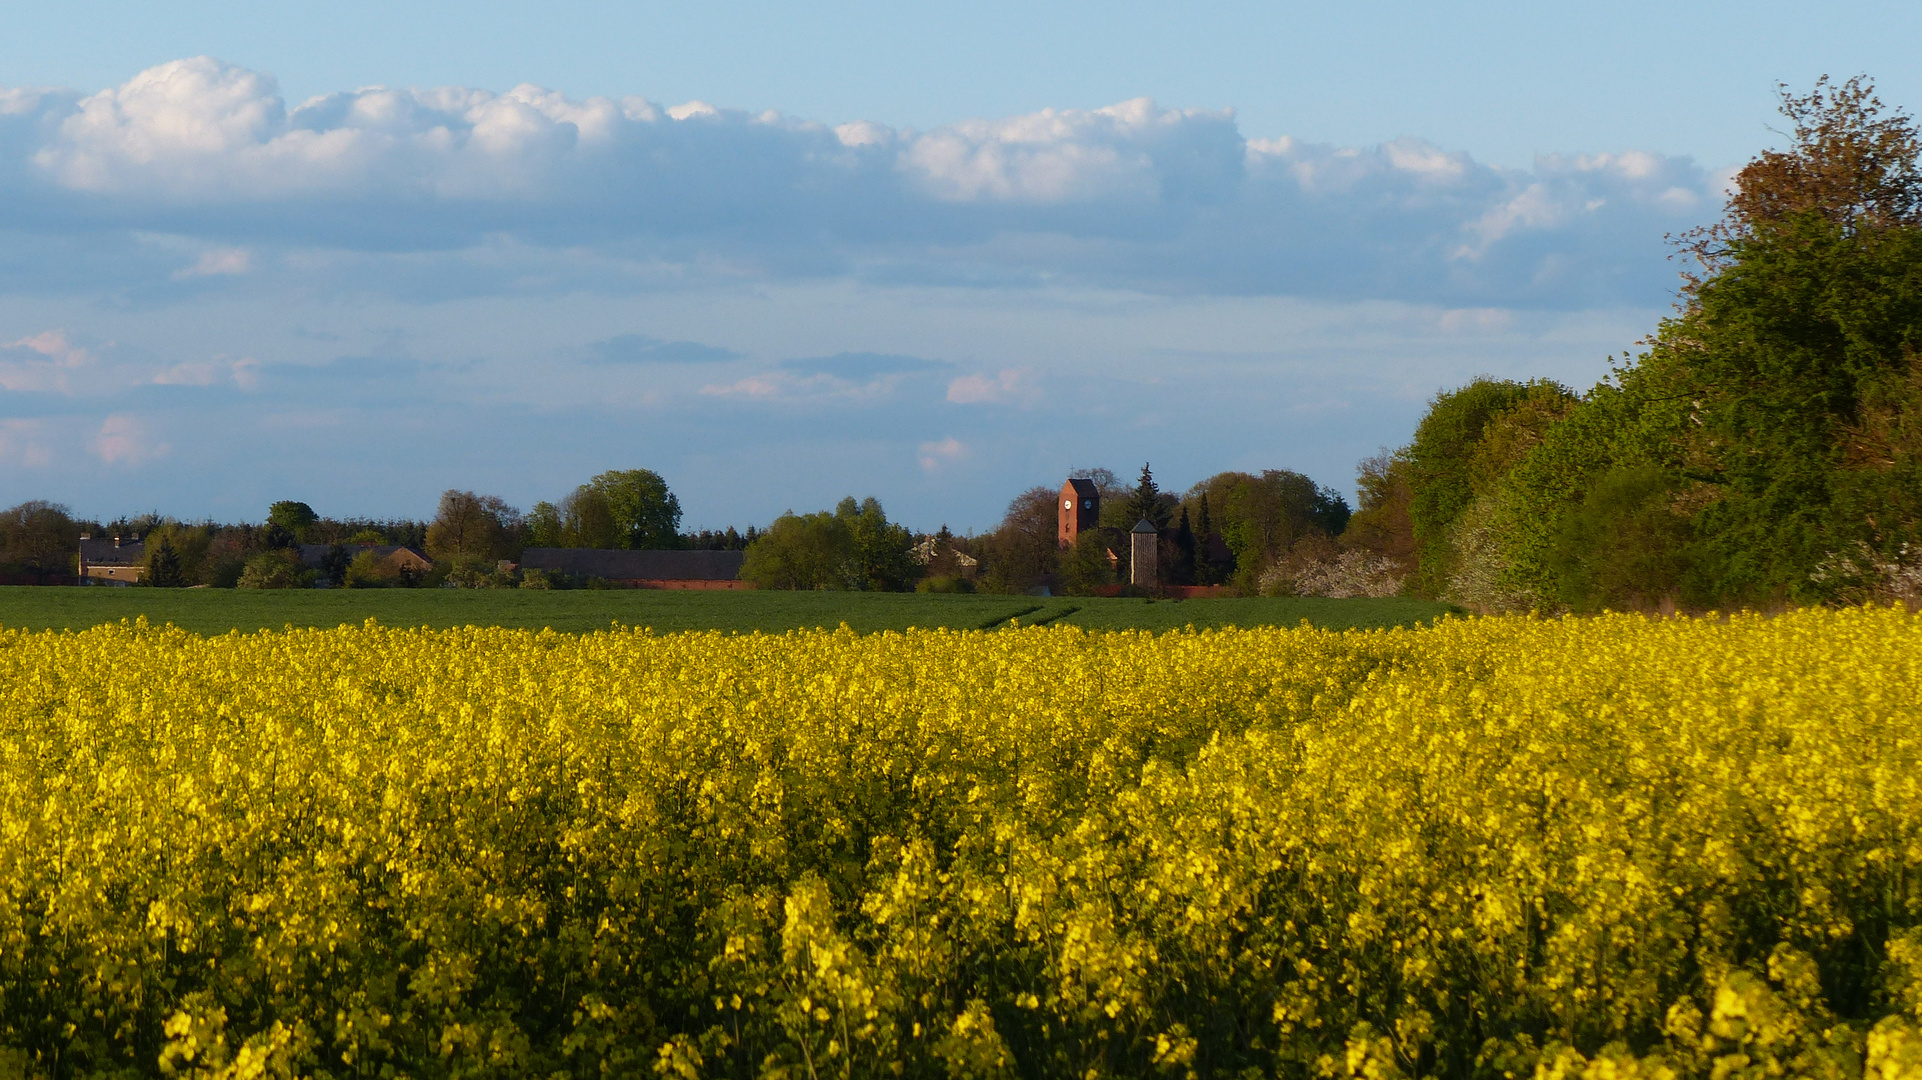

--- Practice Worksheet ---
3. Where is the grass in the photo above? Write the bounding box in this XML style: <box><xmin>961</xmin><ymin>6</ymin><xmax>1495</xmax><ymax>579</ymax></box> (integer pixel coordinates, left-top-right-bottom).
<box><xmin>0</xmin><ymin>586</ymin><xmax>1457</xmax><ymax>636</ymax></box>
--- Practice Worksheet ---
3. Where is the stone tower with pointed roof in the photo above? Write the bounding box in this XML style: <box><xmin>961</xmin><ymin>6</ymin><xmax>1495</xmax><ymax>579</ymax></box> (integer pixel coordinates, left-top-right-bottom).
<box><xmin>1130</xmin><ymin>519</ymin><xmax>1158</xmax><ymax>587</ymax></box>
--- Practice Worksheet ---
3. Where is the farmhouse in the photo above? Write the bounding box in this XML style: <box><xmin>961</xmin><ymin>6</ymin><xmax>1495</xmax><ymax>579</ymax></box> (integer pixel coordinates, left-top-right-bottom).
<box><xmin>519</xmin><ymin>548</ymin><xmax>751</xmax><ymax>589</ymax></box>
<box><xmin>77</xmin><ymin>536</ymin><xmax>145</xmax><ymax>585</ymax></box>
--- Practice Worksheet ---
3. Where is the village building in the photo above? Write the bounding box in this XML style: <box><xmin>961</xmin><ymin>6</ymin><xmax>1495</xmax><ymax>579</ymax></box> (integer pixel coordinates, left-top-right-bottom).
<box><xmin>911</xmin><ymin>536</ymin><xmax>979</xmax><ymax>578</ymax></box>
<box><xmin>519</xmin><ymin>548</ymin><xmax>751</xmax><ymax>589</ymax></box>
<box><xmin>77</xmin><ymin>536</ymin><xmax>145</xmax><ymax>585</ymax></box>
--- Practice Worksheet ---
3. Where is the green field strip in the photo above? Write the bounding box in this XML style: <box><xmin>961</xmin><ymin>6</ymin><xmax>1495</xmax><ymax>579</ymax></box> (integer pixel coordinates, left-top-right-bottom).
<box><xmin>1024</xmin><ymin>604</ymin><xmax>1082</xmax><ymax>626</ymax></box>
<box><xmin>0</xmin><ymin>587</ymin><xmax>1456</xmax><ymax>636</ymax></box>
<box><xmin>972</xmin><ymin>604</ymin><xmax>1043</xmax><ymax>630</ymax></box>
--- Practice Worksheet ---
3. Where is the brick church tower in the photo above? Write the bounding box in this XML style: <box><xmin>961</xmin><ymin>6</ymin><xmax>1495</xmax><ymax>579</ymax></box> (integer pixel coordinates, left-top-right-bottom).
<box><xmin>1058</xmin><ymin>478</ymin><xmax>1100</xmax><ymax>548</ymax></box>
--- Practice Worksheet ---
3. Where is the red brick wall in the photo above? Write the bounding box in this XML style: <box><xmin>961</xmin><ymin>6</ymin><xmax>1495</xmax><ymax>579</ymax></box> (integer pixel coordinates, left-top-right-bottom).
<box><xmin>1058</xmin><ymin>481</ymin><xmax>1098</xmax><ymax>548</ymax></box>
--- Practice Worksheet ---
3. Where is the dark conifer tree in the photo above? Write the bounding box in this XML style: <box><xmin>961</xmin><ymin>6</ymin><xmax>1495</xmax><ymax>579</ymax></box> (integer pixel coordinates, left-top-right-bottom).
<box><xmin>1172</xmin><ymin>507</ymin><xmax>1197</xmax><ymax>586</ymax></box>
<box><xmin>1194</xmin><ymin>493</ymin><xmax>1219</xmax><ymax>585</ymax></box>
<box><xmin>146</xmin><ymin>536</ymin><xmax>184</xmax><ymax>588</ymax></box>
<box><xmin>1127</xmin><ymin>463</ymin><xmax>1169</xmax><ymax>528</ymax></box>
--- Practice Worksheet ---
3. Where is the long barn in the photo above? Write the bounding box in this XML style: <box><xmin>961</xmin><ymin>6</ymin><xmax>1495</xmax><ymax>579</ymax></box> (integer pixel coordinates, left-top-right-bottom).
<box><xmin>517</xmin><ymin>548</ymin><xmax>750</xmax><ymax>589</ymax></box>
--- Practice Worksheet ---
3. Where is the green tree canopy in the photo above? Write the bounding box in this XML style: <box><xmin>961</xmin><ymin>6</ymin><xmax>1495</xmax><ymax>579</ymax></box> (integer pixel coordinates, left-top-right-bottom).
<box><xmin>1187</xmin><ymin>470</ymin><xmax>1350</xmax><ymax>591</ymax></box>
<box><xmin>236</xmin><ymin>549</ymin><xmax>311</xmax><ymax>589</ymax></box>
<box><xmin>525</xmin><ymin>502</ymin><xmax>563</xmax><ymax>548</ymax></box>
<box><xmin>539</xmin><ymin>470</ymin><xmax>683</xmax><ymax>550</ymax></box>
<box><xmin>978</xmin><ymin>486</ymin><xmax>1061</xmax><ymax>594</ymax></box>
<box><xmin>0</xmin><ymin>500</ymin><xmax>79</xmax><ymax>578</ymax></box>
<box><xmin>1662</xmin><ymin>211</ymin><xmax>1922</xmax><ymax>600</ymax></box>
<box><xmin>1615</xmin><ymin>77</ymin><xmax>1922</xmax><ymax>604</ymax></box>
<box><xmin>590</xmin><ymin>469</ymin><xmax>682</xmax><ymax>550</ymax></box>
<box><xmin>738</xmin><ymin>511</ymin><xmax>854</xmax><ymax>590</ymax></box>
<box><xmin>556</xmin><ymin>487</ymin><xmax>619</xmax><ymax>549</ymax></box>
<box><xmin>266</xmin><ymin>501</ymin><xmax>319</xmax><ymax>543</ymax></box>
<box><xmin>738</xmin><ymin>498</ymin><xmax>919</xmax><ymax>591</ymax></box>
<box><xmin>834</xmin><ymin>496</ymin><xmax>920</xmax><ymax>592</ymax></box>
<box><xmin>1059</xmin><ymin>530</ymin><xmax>1116</xmax><ymax>595</ymax></box>
<box><xmin>425</xmin><ymin>491</ymin><xmax>521</xmax><ymax>563</ymax></box>
<box><xmin>1400</xmin><ymin>379</ymin><xmax>1565</xmax><ymax>595</ymax></box>
<box><xmin>137</xmin><ymin>523</ymin><xmax>214</xmax><ymax>588</ymax></box>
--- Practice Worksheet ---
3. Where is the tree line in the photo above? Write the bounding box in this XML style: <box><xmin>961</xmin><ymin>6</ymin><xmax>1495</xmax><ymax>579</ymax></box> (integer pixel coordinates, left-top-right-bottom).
<box><xmin>0</xmin><ymin>462</ymin><xmax>1355</xmax><ymax>596</ymax></box>
<box><xmin>0</xmin><ymin>469</ymin><xmax>759</xmax><ymax>590</ymax></box>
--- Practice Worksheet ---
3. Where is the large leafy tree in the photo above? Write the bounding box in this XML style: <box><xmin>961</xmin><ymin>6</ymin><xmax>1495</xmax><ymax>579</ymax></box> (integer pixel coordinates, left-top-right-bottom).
<box><xmin>978</xmin><ymin>486</ymin><xmax>1063</xmax><ymax>594</ymax></box>
<box><xmin>834</xmin><ymin>496</ymin><xmax>919</xmax><ymax>592</ymax></box>
<box><xmin>0</xmin><ymin>500</ymin><xmax>80</xmax><ymax>580</ymax></box>
<box><xmin>738</xmin><ymin>497</ymin><xmax>919</xmax><ymax>591</ymax></box>
<box><xmin>1188</xmin><ymin>469</ymin><xmax>1350</xmax><ymax>592</ymax></box>
<box><xmin>425</xmin><ymin>491</ymin><xmax>521</xmax><ymax>563</ymax></box>
<box><xmin>738</xmin><ymin>511</ymin><xmax>853</xmax><ymax>590</ymax></box>
<box><xmin>1399</xmin><ymin>379</ymin><xmax>1577</xmax><ymax>597</ymax></box>
<box><xmin>1679</xmin><ymin>75</ymin><xmax>1922</xmax><ymax>291</ymax></box>
<box><xmin>1058</xmin><ymin>530</ymin><xmax>1117</xmax><ymax>595</ymax></box>
<box><xmin>524</xmin><ymin>501</ymin><xmax>564</xmax><ymax>548</ymax></box>
<box><xmin>266</xmin><ymin>501</ymin><xmax>319</xmax><ymax>544</ymax></box>
<box><xmin>537</xmin><ymin>469</ymin><xmax>683</xmax><ymax>550</ymax></box>
<box><xmin>1651</xmin><ymin>77</ymin><xmax>1922</xmax><ymax>602</ymax></box>
<box><xmin>554</xmin><ymin>486</ymin><xmax>620</xmax><ymax>549</ymax></box>
<box><xmin>589</xmin><ymin>469</ymin><xmax>683</xmax><ymax>550</ymax></box>
<box><xmin>1662</xmin><ymin>213</ymin><xmax>1922</xmax><ymax>599</ymax></box>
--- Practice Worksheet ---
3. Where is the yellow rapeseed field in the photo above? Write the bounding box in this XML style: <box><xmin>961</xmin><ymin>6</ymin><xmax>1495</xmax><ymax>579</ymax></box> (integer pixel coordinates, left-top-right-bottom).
<box><xmin>0</xmin><ymin>609</ymin><xmax>1919</xmax><ymax>1079</ymax></box>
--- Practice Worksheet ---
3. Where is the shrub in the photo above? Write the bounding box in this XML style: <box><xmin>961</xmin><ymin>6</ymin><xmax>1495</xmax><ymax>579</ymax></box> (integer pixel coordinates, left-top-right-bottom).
<box><xmin>236</xmin><ymin>549</ymin><xmax>312</xmax><ymax>589</ymax></box>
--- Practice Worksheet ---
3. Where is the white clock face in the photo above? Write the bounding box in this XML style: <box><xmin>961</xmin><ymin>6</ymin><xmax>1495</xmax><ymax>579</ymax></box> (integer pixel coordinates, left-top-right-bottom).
<box><xmin>1064</xmin><ymin>500</ymin><xmax>1073</xmax><ymax>509</ymax></box>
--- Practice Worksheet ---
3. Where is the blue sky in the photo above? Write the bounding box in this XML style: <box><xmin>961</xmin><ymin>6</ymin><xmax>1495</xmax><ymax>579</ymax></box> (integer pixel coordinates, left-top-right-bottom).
<box><xmin>1</xmin><ymin>1</ymin><xmax>1916</xmax><ymax>531</ymax></box>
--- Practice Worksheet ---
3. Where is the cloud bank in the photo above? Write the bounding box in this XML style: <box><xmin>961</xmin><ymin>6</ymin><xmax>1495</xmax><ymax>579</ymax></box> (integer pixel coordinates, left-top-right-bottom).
<box><xmin>0</xmin><ymin>58</ymin><xmax>1722</xmax><ymax>308</ymax></box>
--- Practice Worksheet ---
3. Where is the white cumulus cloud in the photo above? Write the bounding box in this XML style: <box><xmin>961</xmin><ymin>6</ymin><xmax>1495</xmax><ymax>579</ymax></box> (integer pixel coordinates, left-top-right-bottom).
<box><xmin>173</xmin><ymin>246</ymin><xmax>252</xmax><ymax>278</ymax></box>
<box><xmin>946</xmin><ymin>368</ymin><xmax>1037</xmax><ymax>405</ymax></box>
<box><xmin>152</xmin><ymin>355</ymin><xmax>258</xmax><ymax>388</ymax></box>
<box><xmin>0</xmin><ymin>58</ymin><xmax>1726</xmax><ymax>308</ymax></box>
<box><xmin>92</xmin><ymin>413</ymin><xmax>169</xmax><ymax>465</ymax></box>
<box><xmin>917</xmin><ymin>436</ymin><xmax>968</xmax><ymax>470</ymax></box>
<box><xmin>0</xmin><ymin>419</ymin><xmax>52</xmax><ymax>468</ymax></box>
<box><xmin>0</xmin><ymin>330</ymin><xmax>94</xmax><ymax>393</ymax></box>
